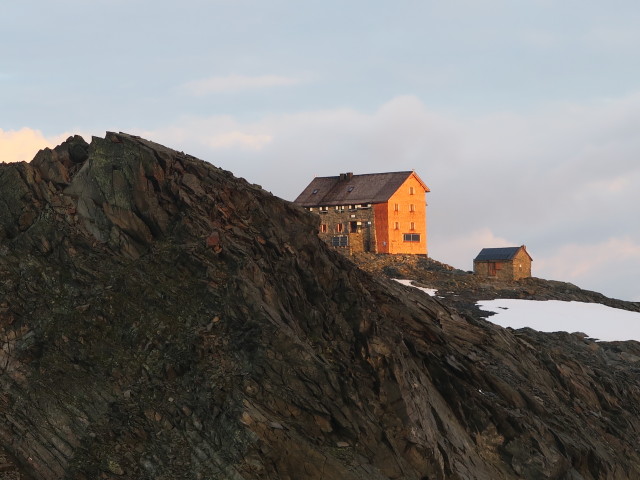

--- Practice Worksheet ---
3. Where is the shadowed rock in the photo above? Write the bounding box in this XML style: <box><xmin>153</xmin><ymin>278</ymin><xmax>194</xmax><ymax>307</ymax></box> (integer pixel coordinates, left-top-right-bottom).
<box><xmin>1</xmin><ymin>132</ymin><xmax>639</xmax><ymax>479</ymax></box>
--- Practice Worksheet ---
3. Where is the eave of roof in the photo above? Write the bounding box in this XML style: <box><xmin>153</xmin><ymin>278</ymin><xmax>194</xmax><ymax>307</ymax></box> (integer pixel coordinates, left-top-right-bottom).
<box><xmin>294</xmin><ymin>171</ymin><xmax>429</xmax><ymax>207</ymax></box>
<box><xmin>409</xmin><ymin>171</ymin><xmax>430</xmax><ymax>193</ymax></box>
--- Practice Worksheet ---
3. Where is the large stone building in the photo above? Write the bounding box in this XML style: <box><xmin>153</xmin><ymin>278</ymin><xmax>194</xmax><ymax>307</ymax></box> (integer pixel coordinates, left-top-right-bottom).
<box><xmin>473</xmin><ymin>246</ymin><xmax>532</xmax><ymax>280</ymax></box>
<box><xmin>294</xmin><ymin>171</ymin><xmax>430</xmax><ymax>254</ymax></box>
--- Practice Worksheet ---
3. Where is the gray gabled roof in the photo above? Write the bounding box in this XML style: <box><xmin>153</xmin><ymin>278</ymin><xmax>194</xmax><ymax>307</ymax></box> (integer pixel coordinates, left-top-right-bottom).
<box><xmin>294</xmin><ymin>171</ymin><xmax>428</xmax><ymax>207</ymax></box>
<box><xmin>474</xmin><ymin>246</ymin><xmax>528</xmax><ymax>262</ymax></box>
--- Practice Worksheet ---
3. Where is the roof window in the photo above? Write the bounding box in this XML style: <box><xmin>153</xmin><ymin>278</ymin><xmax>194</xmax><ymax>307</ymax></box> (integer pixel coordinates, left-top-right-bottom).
<box><xmin>312</xmin><ymin>189</ymin><xmax>319</xmax><ymax>194</ymax></box>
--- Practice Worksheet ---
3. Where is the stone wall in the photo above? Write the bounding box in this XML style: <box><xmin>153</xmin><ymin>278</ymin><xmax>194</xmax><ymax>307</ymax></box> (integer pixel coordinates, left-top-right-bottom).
<box><xmin>474</xmin><ymin>260</ymin><xmax>515</xmax><ymax>281</ymax></box>
<box><xmin>311</xmin><ymin>205</ymin><xmax>377</xmax><ymax>253</ymax></box>
<box><xmin>512</xmin><ymin>249</ymin><xmax>532</xmax><ymax>280</ymax></box>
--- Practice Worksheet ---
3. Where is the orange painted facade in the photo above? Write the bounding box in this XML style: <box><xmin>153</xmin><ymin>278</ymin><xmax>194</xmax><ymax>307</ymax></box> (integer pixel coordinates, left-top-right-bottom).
<box><xmin>374</xmin><ymin>173</ymin><xmax>428</xmax><ymax>255</ymax></box>
<box><xmin>295</xmin><ymin>170</ymin><xmax>429</xmax><ymax>255</ymax></box>
<box><xmin>373</xmin><ymin>203</ymin><xmax>389</xmax><ymax>252</ymax></box>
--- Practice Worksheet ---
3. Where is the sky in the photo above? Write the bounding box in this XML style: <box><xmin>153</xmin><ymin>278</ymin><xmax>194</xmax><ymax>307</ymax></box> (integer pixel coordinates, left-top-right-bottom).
<box><xmin>2</xmin><ymin>0</ymin><xmax>640</xmax><ymax>300</ymax></box>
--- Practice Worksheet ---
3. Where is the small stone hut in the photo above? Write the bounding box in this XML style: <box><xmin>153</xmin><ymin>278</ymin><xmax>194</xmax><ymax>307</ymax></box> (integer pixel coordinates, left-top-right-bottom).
<box><xmin>473</xmin><ymin>245</ymin><xmax>532</xmax><ymax>280</ymax></box>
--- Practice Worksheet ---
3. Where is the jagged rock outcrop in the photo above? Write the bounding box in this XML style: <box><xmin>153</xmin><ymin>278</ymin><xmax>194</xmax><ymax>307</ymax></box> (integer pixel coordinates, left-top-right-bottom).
<box><xmin>1</xmin><ymin>132</ymin><xmax>640</xmax><ymax>479</ymax></box>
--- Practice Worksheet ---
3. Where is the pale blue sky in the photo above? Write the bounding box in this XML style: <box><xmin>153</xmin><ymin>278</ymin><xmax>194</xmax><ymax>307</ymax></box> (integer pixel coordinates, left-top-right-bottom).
<box><xmin>2</xmin><ymin>0</ymin><xmax>640</xmax><ymax>300</ymax></box>
<box><xmin>4</xmin><ymin>0</ymin><xmax>640</xmax><ymax>129</ymax></box>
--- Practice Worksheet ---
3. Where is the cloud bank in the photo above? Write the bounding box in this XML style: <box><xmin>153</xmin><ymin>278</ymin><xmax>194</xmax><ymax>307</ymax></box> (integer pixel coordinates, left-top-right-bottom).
<box><xmin>0</xmin><ymin>128</ymin><xmax>72</xmax><ymax>164</ymax></box>
<box><xmin>136</xmin><ymin>92</ymin><xmax>640</xmax><ymax>300</ymax></box>
<box><xmin>8</xmin><ymin>94</ymin><xmax>634</xmax><ymax>300</ymax></box>
<box><xmin>181</xmin><ymin>74</ymin><xmax>301</xmax><ymax>95</ymax></box>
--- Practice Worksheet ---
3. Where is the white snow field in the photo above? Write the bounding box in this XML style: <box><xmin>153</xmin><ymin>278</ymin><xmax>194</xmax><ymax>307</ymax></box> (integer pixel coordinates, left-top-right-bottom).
<box><xmin>394</xmin><ymin>279</ymin><xmax>640</xmax><ymax>342</ymax></box>
<box><xmin>478</xmin><ymin>299</ymin><xmax>640</xmax><ymax>342</ymax></box>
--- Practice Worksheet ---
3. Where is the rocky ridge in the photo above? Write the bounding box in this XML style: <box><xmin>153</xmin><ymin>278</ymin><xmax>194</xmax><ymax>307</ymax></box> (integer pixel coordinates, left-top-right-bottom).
<box><xmin>0</xmin><ymin>133</ymin><xmax>639</xmax><ymax>479</ymax></box>
<box><xmin>350</xmin><ymin>252</ymin><xmax>640</xmax><ymax>319</ymax></box>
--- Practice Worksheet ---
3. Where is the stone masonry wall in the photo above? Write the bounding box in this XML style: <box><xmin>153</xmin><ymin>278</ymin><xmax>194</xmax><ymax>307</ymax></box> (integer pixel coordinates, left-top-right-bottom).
<box><xmin>474</xmin><ymin>260</ymin><xmax>515</xmax><ymax>281</ymax></box>
<box><xmin>311</xmin><ymin>205</ymin><xmax>377</xmax><ymax>253</ymax></box>
<box><xmin>512</xmin><ymin>249</ymin><xmax>532</xmax><ymax>280</ymax></box>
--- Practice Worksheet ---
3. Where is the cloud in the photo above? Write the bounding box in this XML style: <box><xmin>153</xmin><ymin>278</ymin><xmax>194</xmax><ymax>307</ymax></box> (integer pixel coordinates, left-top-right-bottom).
<box><xmin>136</xmin><ymin>92</ymin><xmax>640</xmax><ymax>299</ymax></box>
<box><xmin>536</xmin><ymin>237</ymin><xmax>640</xmax><ymax>281</ymax></box>
<box><xmin>207</xmin><ymin>132</ymin><xmax>272</xmax><ymax>150</ymax></box>
<box><xmin>583</xmin><ymin>26</ymin><xmax>640</xmax><ymax>50</ymax></box>
<box><xmin>536</xmin><ymin>237</ymin><xmax>640</xmax><ymax>301</ymax></box>
<box><xmin>181</xmin><ymin>74</ymin><xmax>301</xmax><ymax>95</ymax></box>
<box><xmin>0</xmin><ymin>128</ymin><xmax>72</xmax><ymax>163</ymax></box>
<box><xmin>136</xmin><ymin>115</ymin><xmax>273</xmax><ymax>154</ymax></box>
<box><xmin>430</xmin><ymin>228</ymin><xmax>515</xmax><ymax>272</ymax></box>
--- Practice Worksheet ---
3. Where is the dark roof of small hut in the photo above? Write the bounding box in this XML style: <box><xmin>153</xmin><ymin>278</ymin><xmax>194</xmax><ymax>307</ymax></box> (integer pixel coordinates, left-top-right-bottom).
<box><xmin>474</xmin><ymin>246</ymin><xmax>531</xmax><ymax>262</ymax></box>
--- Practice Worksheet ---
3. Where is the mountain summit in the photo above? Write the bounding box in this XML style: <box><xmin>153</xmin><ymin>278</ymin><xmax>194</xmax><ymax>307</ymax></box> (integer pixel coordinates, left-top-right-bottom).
<box><xmin>1</xmin><ymin>132</ymin><xmax>639</xmax><ymax>479</ymax></box>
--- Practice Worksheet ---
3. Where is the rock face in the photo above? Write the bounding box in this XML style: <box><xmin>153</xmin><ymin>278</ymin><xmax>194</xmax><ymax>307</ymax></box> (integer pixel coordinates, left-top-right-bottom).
<box><xmin>1</xmin><ymin>132</ymin><xmax>640</xmax><ymax>479</ymax></box>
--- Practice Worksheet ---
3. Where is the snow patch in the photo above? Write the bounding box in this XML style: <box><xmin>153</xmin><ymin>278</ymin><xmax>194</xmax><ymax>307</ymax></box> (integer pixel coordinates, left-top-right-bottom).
<box><xmin>393</xmin><ymin>279</ymin><xmax>437</xmax><ymax>297</ymax></box>
<box><xmin>478</xmin><ymin>298</ymin><xmax>640</xmax><ymax>342</ymax></box>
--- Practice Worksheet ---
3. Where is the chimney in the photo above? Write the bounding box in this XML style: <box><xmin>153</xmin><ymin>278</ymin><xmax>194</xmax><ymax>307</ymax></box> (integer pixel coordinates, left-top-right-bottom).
<box><xmin>339</xmin><ymin>172</ymin><xmax>353</xmax><ymax>181</ymax></box>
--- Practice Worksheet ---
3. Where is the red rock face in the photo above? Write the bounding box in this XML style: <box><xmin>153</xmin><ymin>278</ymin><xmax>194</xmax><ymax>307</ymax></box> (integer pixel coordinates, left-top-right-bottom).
<box><xmin>0</xmin><ymin>133</ymin><xmax>640</xmax><ymax>480</ymax></box>
<box><xmin>206</xmin><ymin>231</ymin><xmax>222</xmax><ymax>252</ymax></box>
